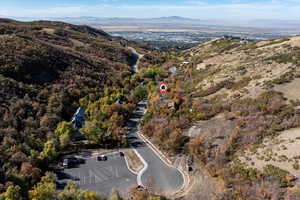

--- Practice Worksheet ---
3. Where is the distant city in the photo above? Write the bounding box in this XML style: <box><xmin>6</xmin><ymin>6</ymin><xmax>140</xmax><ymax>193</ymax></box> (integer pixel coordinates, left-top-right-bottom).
<box><xmin>11</xmin><ymin>15</ymin><xmax>298</xmax><ymax>50</ymax></box>
<box><xmin>110</xmin><ymin>31</ymin><xmax>290</xmax><ymax>50</ymax></box>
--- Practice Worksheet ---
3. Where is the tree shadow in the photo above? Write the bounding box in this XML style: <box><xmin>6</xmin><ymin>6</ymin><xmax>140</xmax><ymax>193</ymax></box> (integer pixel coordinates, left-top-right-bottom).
<box><xmin>130</xmin><ymin>141</ymin><xmax>145</xmax><ymax>148</ymax></box>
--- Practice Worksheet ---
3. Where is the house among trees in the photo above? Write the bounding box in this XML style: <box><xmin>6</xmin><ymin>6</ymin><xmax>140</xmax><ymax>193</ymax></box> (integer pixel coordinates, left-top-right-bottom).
<box><xmin>71</xmin><ymin>107</ymin><xmax>86</xmax><ymax>140</ymax></box>
<box><xmin>71</xmin><ymin>107</ymin><xmax>85</xmax><ymax>129</ymax></box>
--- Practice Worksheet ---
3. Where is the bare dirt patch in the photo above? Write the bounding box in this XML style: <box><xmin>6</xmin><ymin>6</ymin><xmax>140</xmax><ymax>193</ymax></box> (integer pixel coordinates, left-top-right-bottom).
<box><xmin>41</xmin><ymin>28</ymin><xmax>55</xmax><ymax>34</ymax></box>
<box><xmin>239</xmin><ymin>128</ymin><xmax>300</xmax><ymax>178</ymax></box>
<box><xmin>70</xmin><ymin>38</ymin><xmax>85</xmax><ymax>47</ymax></box>
<box><xmin>290</xmin><ymin>36</ymin><xmax>300</xmax><ymax>48</ymax></box>
<box><xmin>275</xmin><ymin>78</ymin><xmax>300</xmax><ymax>101</ymax></box>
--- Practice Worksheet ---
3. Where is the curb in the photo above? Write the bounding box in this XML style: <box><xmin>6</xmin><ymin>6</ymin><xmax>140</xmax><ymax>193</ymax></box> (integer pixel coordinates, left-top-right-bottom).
<box><xmin>137</xmin><ymin>131</ymin><xmax>189</xmax><ymax>194</ymax></box>
<box><xmin>124</xmin><ymin>154</ymin><xmax>139</xmax><ymax>175</ymax></box>
<box><xmin>128</xmin><ymin>52</ymin><xmax>189</xmax><ymax>194</ymax></box>
<box><xmin>136</xmin><ymin>107</ymin><xmax>189</xmax><ymax>194</ymax></box>
<box><xmin>175</xmin><ymin>159</ymin><xmax>191</xmax><ymax>196</ymax></box>
<box><xmin>137</xmin><ymin>131</ymin><xmax>173</xmax><ymax>167</ymax></box>
<box><xmin>133</xmin><ymin>148</ymin><xmax>148</xmax><ymax>187</ymax></box>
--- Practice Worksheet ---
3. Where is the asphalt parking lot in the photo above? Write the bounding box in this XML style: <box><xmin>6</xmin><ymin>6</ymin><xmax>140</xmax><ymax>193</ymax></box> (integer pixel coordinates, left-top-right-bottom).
<box><xmin>56</xmin><ymin>152</ymin><xmax>137</xmax><ymax>197</ymax></box>
<box><xmin>56</xmin><ymin>100</ymin><xmax>184</xmax><ymax>197</ymax></box>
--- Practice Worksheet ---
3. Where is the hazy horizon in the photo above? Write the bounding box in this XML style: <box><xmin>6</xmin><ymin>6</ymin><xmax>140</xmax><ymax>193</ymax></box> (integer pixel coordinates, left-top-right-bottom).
<box><xmin>1</xmin><ymin>0</ymin><xmax>300</xmax><ymax>21</ymax></box>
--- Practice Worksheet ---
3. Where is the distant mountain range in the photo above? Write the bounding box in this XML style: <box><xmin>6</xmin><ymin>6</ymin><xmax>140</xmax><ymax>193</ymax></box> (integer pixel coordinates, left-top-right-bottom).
<box><xmin>10</xmin><ymin>16</ymin><xmax>300</xmax><ymax>34</ymax></box>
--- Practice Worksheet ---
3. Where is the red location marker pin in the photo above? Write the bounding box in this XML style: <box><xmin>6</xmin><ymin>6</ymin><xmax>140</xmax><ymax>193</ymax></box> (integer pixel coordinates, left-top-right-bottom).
<box><xmin>159</xmin><ymin>82</ymin><xmax>167</xmax><ymax>95</ymax></box>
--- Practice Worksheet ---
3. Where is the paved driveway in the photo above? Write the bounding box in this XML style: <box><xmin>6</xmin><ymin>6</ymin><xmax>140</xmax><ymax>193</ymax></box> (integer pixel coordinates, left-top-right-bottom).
<box><xmin>56</xmin><ymin>152</ymin><xmax>137</xmax><ymax>197</ymax></box>
<box><xmin>127</xmin><ymin>100</ymin><xmax>184</xmax><ymax>194</ymax></box>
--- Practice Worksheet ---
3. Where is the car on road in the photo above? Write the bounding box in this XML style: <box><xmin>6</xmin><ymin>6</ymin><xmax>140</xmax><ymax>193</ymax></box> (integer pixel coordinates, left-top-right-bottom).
<box><xmin>119</xmin><ymin>152</ymin><xmax>124</xmax><ymax>157</ymax></box>
<box><xmin>97</xmin><ymin>155</ymin><xmax>107</xmax><ymax>161</ymax></box>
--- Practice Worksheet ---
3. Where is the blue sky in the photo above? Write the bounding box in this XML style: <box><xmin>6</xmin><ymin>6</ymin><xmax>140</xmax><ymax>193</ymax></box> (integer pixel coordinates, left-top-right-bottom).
<box><xmin>1</xmin><ymin>0</ymin><xmax>300</xmax><ymax>20</ymax></box>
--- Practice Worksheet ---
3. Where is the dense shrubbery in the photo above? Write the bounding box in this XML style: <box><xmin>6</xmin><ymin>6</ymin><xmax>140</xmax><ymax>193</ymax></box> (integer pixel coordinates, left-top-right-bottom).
<box><xmin>189</xmin><ymin>91</ymin><xmax>300</xmax><ymax>167</ymax></box>
<box><xmin>185</xmin><ymin>91</ymin><xmax>300</xmax><ymax>199</ymax></box>
<box><xmin>139</xmin><ymin>43</ymin><xmax>300</xmax><ymax>199</ymax></box>
<box><xmin>82</xmin><ymin>88</ymin><xmax>135</xmax><ymax>147</ymax></box>
<box><xmin>140</xmin><ymin>66</ymin><xmax>168</xmax><ymax>81</ymax></box>
<box><xmin>0</xmin><ymin>19</ymin><xmax>148</xmax><ymax>198</ymax></box>
<box><xmin>0</xmin><ymin>172</ymin><xmax>165</xmax><ymax>200</ymax></box>
<box><xmin>142</xmin><ymin>117</ymin><xmax>187</xmax><ymax>154</ymax></box>
<box><xmin>133</xmin><ymin>85</ymin><xmax>149</xmax><ymax>101</ymax></box>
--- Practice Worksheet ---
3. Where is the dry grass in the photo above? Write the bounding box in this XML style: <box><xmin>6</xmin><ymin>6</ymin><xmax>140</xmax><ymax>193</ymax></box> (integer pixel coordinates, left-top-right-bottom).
<box><xmin>275</xmin><ymin>78</ymin><xmax>300</xmax><ymax>101</ymax></box>
<box><xmin>290</xmin><ymin>36</ymin><xmax>300</xmax><ymax>48</ymax></box>
<box><xmin>239</xmin><ymin>128</ymin><xmax>300</xmax><ymax>178</ymax></box>
<box><xmin>181</xmin><ymin>163</ymin><xmax>225</xmax><ymax>200</ymax></box>
<box><xmin>124</xmin><ymin>149</ymin><xmax>144</xmax><ymax>173</ymax></box>
<box><xmin>183</xmin><ymin>37</ymin><xmax>300</xmax><ymax>102</ymax></box>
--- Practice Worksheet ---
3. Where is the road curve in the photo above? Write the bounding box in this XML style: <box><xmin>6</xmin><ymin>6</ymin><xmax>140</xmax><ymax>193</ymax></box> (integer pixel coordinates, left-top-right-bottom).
<box><xmin>128</xmin><ymin>47</ymin><xmax>142</xmax><ymax>73</ymax></box>
<box><xmin>127</xmin><ymin>48</ymin><xmax>184</xmax><ymax>193</ymax></box>
<box><xmin>127</xmin><ymin>101</ymin><xmax>184</xmax><ymax>193</ymax></box>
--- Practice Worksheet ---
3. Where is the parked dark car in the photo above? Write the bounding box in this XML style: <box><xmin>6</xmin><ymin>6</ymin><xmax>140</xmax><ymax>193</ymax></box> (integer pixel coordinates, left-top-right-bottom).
<box><xmin>62</xmin><ymin>157</ymin><xmax>85</xmax><ymax>168</ymax></box>
<box><xmin>74</xmin><ymin>157</ymin><xmax>85</xmax><ymax>164</ymax></box>
<box><xmin>63</xmin><ymin>158</ymin><xmax>72</xmax><ymax>168</ymax></box>
<box><xmin>119</xmin><ymin>152</ymin><xmax>124</xmax><ymax>157</ymax></box>
<box><xmin>97</xmin><ymin>155</ymin><xmax>107</xmax><ymax>161</ymax></box>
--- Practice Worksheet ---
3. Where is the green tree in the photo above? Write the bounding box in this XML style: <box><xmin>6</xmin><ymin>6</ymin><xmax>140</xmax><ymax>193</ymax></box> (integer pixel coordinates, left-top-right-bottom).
<box><xmin>147</xmin><ymin>197</ymin><xmax>166</xmax><ymax>200</ymax></box>
<box><xmin>59</xmin><ymin>133</ymin><xmax>71</xmax><ymax>149</ymax></box>
<box><xmin>80</xmin><ymin>120</ymin><xmax>106</xmax><ymax>144</ymax></box>
<box><xmin>109</xmin><ymin>189</ymin><xmax>122</xmax><ymax>200</ymax></box>
<box><xmin>79</xmin><ymin>97</ymin><xmax>89</xmax><ymax>108</ymax></box>
<box><xmin>81</xmin><ymin>191</ymin><xmax>103</xmax><ymax>200</ymax></box>
<box><xmin>58</xmin><ymin>182</ymin><xmax>81</xmax><ymax>200</ymax></box>
<box><xmin>133</xmin><ymin>85</ymin><xmax>149</xmax><ymax>101</ymax></box>
<box><xmin>56</xmin><ymin>121</ymin><xmax>75</xmax><ymax>138</ymax></box>
<box><xmin>0</xmin><ymin>185</ymin><xmax>22</xmax><ymax>200</ymax></box>
<box><xmin>28</xmin><ymin>172</ymin><xmax>57</xmax><ymax>200</ymax></box>
<box><xmin>41</xmin><ymin>140</ymin><xmax>58</xmax><ymax>162</ymax></box>
<box><xmin>58</xmin><ymin>182</ymin><xmax>103</xmax><ymax>200</ymax></box>
<box><xmin>55</xmin><ymin>121</ymin><xmax>75</xmax><ymax>148</ymax></box>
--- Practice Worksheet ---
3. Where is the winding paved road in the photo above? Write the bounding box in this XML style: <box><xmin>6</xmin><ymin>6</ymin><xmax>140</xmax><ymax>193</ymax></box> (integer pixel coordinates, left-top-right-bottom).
<box><xmin>57</xmin><ymin>48</ymin><xmax>184</xmax><ymax>196</ymax></box>
<box><xmin>127</xmin><ymin>100</ymin><xmax>184</xmax><ymax>193</ymax></box>
<box><xmin>127</xmin><ymin>47</ymin><xmax>184</xmax><ymax>193</ymax></box>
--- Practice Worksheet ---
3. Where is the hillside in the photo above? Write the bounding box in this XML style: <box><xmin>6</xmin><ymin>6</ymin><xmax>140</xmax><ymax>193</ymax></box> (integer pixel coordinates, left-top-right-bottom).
<box><xmin>140</xmin><ymin>36</ymin><xmax>300</xmax><ymax>199</ymax></box>
<box><xmin>2</xmin><ymin>18</ymin><xmax>300</xmax><ymax>199</ymax></box>
<box><xmin>0</xmin><ymin>19</ymin><xmax>152</xmax><ymax>199</ymax></box>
